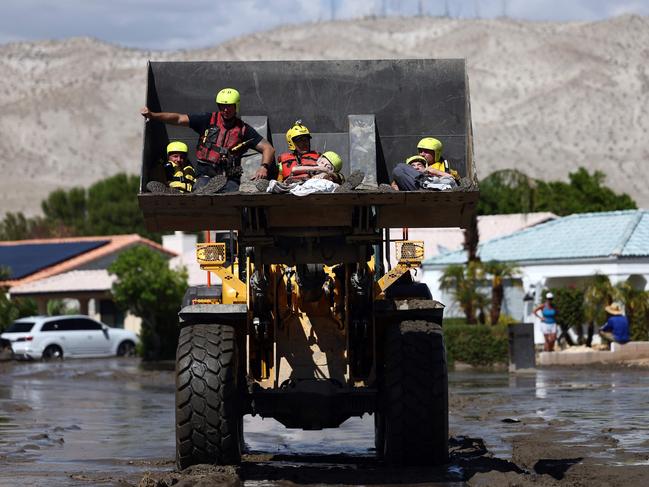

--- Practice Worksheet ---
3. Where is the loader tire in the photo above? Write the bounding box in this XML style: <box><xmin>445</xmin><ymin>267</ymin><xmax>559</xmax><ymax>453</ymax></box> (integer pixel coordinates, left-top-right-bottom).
<box><xmin>380</xmin><ymin>320</ymin><xmax>448</xmax><ymax>465</ymax></box>
<box><xmin>175</xmin><ymin>324</ymin><xmax>242</xmax><ymax>469</ymax></box>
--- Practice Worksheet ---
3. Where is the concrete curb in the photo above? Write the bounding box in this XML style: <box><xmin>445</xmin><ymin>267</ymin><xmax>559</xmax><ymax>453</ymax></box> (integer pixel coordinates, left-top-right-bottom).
<box><xmin>539</xmin><ymin>341</ymin><xmax>649</xmax><ymax>366</ymax></box>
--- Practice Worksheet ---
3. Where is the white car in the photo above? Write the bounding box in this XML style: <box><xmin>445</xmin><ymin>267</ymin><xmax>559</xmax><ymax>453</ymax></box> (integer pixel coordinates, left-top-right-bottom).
<box><xmin>1</xmin><ymin>315</ymin><xmax>139</xmax><ymax>360</ymax></box>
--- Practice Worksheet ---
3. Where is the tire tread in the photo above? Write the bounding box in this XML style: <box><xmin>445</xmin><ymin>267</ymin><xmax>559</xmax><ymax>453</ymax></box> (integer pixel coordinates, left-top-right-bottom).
<box><xmin>175</xmin><ymin>324</ymin><xmax>241</xmax><ymax>469</ymax></box>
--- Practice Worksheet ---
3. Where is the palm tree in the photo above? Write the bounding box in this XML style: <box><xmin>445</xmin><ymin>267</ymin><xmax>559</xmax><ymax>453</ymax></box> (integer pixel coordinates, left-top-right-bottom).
<box><xmin>583</xmin><ymin>275</ymin><xmax>615</xmax><ymax>346</ymax></box>
<box><xmin>439</xmin><ymin>261</ymin><xmax>488</xmax><ymax>324</ymax></box>
<box><xmin>615</xmin><ymin>281</ymin><xmax>649</xmax><ymax>341</ymax></box>
<box><xmin>482</xmin><ymin>261</ymin><xmax>520</xmax><ymax>325</ymax></box>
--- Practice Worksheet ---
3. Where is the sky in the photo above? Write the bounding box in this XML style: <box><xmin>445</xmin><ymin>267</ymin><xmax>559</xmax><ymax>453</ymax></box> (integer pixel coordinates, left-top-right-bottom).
<box><xmin>2</xmin><ymin>0</ymin><xmax>648</xmax><ymax>50</ymax></box>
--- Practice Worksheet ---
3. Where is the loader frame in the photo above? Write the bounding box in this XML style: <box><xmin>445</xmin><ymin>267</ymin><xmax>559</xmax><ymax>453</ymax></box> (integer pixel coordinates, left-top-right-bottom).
<box><xmin>138</xmin><ymin>58</ymin><xmax>478</xmax><ymax>468</ymax></box>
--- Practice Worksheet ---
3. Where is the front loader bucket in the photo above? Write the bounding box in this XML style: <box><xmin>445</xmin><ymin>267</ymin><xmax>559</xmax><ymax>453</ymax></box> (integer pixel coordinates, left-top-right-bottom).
<box><xmin>138</xmin><ymin>59</ymin><xmax>478</xmax><ymax>234</ymax></box>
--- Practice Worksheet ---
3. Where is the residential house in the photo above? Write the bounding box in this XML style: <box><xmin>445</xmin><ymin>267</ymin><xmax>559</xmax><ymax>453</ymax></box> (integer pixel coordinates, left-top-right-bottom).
<box><xmin>421</xmin><ymin>210</ymin><xmax>649</xmax><ymax>342</ymax></box>
<box><xmin>1</xmin><ymin>235</ymin><xmax>176</xmax><ymax>333</ymax></box>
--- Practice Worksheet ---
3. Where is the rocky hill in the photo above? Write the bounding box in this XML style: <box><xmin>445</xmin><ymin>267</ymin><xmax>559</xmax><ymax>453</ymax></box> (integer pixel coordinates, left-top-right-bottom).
<box><xmin>1</xmin><ymin>15</ymin><xmax>647</xmax><ymax>216</ymax></box>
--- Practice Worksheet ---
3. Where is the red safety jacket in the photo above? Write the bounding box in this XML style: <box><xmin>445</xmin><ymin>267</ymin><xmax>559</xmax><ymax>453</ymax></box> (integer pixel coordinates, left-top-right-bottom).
<box><xmin>195</xmin><ymin>112</ymin><xmax>246</xmax><ymax>165</ymax></box>
<box><xmin>278</xmin><ymin>151</ymin><xmax>320</xmax><ymax>180</ymax></box>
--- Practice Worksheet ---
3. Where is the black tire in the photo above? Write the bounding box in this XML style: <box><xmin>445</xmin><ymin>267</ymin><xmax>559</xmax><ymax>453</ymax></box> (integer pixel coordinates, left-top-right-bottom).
<box><xmin>116</xmin><ymin>340</ymin><xmax>136</xmax><ymax>357</ymax></box>
<box><xmin>175</xmin><ymin>324</ymin><xmax>242</xmax><ymax>469</ymax></box>
<box><xmin>42</xmin><ymin>345</ymin><xmax>63</xmax><ymax>361</ymax></box>
<box><xmin>380</xmin><ymin>320</ymin><xmax>448</xmax><ymax>465</ymax></box>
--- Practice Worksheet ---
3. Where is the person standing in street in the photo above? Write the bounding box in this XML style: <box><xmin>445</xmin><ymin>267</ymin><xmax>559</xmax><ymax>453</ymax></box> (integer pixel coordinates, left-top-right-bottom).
<box><xmin>534</xmin><ymin>292</ymin><xmax>558</xmax><ymax>352</ymax></box>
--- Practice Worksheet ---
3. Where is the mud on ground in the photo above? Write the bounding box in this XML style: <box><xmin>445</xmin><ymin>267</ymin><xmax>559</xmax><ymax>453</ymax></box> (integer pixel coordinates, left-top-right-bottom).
<box><xmin>139</xmin><ymin>379</ymin><xmax>649</xmax><ymax>487</ymax></box>
<box><xmin>2</xmin><ymin>360</ymin><xmax>648</xmax><ymax>486</ymax></box>
<box><xmin>138</xmin><ymin>431</ymin><xmax>648</xmax><ymax>487</ymax></box>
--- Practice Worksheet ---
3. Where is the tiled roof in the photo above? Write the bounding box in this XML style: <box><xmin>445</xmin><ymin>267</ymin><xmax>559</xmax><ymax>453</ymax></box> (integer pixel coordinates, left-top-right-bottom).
<box><xmin>388</xmin><ymin>212</ymin><xmax>556</xmax><ymax>259</ymax></box>
<box><xmin>0</xmin><ymin>235</ymin><xmax>175</xmax><ymax>287</ymax></box>
<box><xmin>423</xmin><ymin>210</ymin><xmax>649</xmax><ymax>266</ymax></box>
<box><xmin>10</xmin><ymin>270</ymin><xmax>115</xmax><ymax>295</ymax></box>
<box><xmin>621</xmin><ymin>212</ymin><xmax>649</xmax><ymax>256</ymax></box>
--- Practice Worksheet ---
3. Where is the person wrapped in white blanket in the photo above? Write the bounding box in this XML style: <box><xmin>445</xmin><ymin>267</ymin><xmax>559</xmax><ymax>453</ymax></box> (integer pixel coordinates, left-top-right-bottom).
<box><xmin>261</xmin><ymin>151</ymin><xmax>364</xmax><ymax>195</ymax></box>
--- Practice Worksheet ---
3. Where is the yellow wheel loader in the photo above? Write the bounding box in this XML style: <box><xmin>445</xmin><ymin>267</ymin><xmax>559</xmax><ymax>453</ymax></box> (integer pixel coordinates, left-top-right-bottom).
<box><xmin>138</xmin><ymin>59</ymin><xmax>478</xmax><ymax>469</ymax></box>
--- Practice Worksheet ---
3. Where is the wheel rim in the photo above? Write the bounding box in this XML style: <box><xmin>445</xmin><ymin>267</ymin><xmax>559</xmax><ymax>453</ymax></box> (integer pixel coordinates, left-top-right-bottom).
<box><xmin>44</xmin><ymin>346</ymin><xmax>62</xmax><ymax>360</ymax></box>
<box><xmin>118</xmin><ymin>342</ymin><xmax>135</xmax><ymax>357</ymax></box>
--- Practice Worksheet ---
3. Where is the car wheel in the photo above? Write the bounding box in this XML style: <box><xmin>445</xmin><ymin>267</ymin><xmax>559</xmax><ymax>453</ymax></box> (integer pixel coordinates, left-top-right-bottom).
<box><xmin>117</xmin><ymin>340</ymin><xmax>136</xmax><ymax>357</ymax></box>
<box><xmin>42</xmin><ymin>345</ymin><xmax>63</xmax><ymax>361</ymax></box>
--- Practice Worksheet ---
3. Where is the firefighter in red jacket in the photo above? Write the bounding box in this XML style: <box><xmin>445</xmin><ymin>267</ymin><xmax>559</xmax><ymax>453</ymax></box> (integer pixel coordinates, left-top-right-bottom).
<box><xmin>141</xmin><ymin>88</ymin><xmax>275</xmax><ymax>194</ymax></box>
<box><xmin>277</xmin><ymin>121</ymin><xmax>321</xmax><ymax>182</ymax></box>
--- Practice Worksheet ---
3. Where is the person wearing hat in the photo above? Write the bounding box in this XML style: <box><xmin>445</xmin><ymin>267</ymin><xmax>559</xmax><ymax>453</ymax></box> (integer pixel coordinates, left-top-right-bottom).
<box><xmin>389</xmin><ymin>154</ymin><xmax>429</xmax><ymax>191</ymax></box>
<box><xmin>288</xmin><ymin>151</ymin><xmax>344</xmax><ymax>184</ymax></box>
<box><xmin>140</xmin><ymin>87</ymin><xmax>275</xmax><ymax>194</ymax></box>
<box><xmin>534</xmin><ymin>292</ymin><xmax>558</xmax><ymax>352</ymax></box>
<box><xmin>599</xmin><ymin>303</ymin><xmax>630</xmax><ymax>348</ymax></box>
<box><xmin>389</xmin><ymin>137</ymin><xmax>459</xmax><ymax>191</ymax></box>
<box><xmin>259</xmin><ymin>151</ymin><xmax>358</xmax><ymax>195</ymax></box>
<box><xmin>416</xmin><ymin>137</ymin><xmax>455</xmax><ymax>177</ymax></box>
<box><xmin>277</xmin><ymin>121</ymin><xmax>322</xmax><ymax>182</ymax></box>
<box><xmin>146</xmin><ymin>141</ymin><xmax>196</xmax><ymax>194</ymax></box>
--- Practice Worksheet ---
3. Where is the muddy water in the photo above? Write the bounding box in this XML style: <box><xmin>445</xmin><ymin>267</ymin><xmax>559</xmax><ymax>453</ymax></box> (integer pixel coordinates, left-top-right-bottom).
<box><xmin>449</xmin><ymin>369</ymin><xmax>649</xmax><ymax>462</ymax></box>
<box><xmin>1</xmin><ymin>359</ymin><xmax>649</xmax><ymax>486</ymax></box>
<box><xmin>0</xmin><ymin>359</ymin><xmax>175</xmax><ymax>486</ymax></box>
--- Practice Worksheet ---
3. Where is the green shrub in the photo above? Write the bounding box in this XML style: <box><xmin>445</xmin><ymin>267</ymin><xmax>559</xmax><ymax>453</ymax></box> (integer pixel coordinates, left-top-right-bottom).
<box><xmin>628</xmin><ymin>306</ymin><xmax>649</xmax><ymax>341</ymax></box>
<box><xmin>442</xmin><ymin>317</ymin><xmax>469</xmax><ymax>326</ymax></box>
<box><xmin>550</xmin><ymin>287</ymin><xmax>584</xmax><ymax>329</ymax></box>
<box><xmin>109</xmin><ymin>246</ymin><xmax>187</xmax><ymax>361</ymax></box>
<box><xmin>443</xmin><ymin>323</ymin><xmax>509</xmax><ymax>367</ymax></box>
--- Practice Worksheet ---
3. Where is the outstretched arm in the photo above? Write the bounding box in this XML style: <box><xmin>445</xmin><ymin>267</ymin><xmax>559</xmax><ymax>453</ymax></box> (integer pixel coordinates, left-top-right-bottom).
<box><xmin>140</xmin><ymin>107</ymin><xmax>189</xmax><ymax>126</ymax></box>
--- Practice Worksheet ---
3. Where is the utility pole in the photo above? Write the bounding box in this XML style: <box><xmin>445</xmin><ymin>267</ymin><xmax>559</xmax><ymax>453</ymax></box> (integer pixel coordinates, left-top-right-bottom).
<box><xmin>444</xmin><ymin>0</ymin><xmax>450</xmax><ymax>18</ymax></box>
<box><xmin>418</xmin><ymin>0</ymin><xmax>424</xmax><ymax>17</ymax></box>
<box><xmin>330</xmin><ymin>0</ymin><xmax>335</xmax><ymax>21</ymax></box>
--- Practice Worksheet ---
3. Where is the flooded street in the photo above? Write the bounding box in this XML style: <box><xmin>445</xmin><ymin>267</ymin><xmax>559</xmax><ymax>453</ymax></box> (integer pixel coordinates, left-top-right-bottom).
<box><xmin>0</xmin><ymin>359</ymin><xmax>175</xmax><ymax>486</ymax></box>
<box><xmin>1</xmin><ymin>359</ymin><xmax>649</xmax><ymax>486</ymax></box>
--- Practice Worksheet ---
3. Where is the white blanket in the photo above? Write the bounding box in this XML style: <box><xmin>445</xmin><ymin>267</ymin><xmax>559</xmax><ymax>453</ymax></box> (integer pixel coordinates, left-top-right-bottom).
<box><xmin>268</xmin><ymin>178</ymin><xmax>339</xmax><ymax>196</ymax></box>
<box><xmin>418</xmin><ymin>175</ymin><xmax>458</xmax><ymax>191</ymax></box>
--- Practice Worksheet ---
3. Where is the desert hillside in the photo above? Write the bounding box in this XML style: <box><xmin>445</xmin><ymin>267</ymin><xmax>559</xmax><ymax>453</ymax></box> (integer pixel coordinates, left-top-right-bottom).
<box><xmin>1</xmin><ymin>15</ymin><xmax>647</xmax><ymax>215</ymax></box>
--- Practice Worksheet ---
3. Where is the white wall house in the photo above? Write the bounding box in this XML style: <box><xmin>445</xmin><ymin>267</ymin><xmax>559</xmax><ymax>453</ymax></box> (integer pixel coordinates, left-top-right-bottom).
<box><xmin>3</xmin><ymin>235</ymin><xmax>176</xmax><ymax>334</ymax></box>
<box><xmin>388</xmin><ymin>212</ymin><xmax>556</xmax><ymax>267</ymax></box>
<box><xmin>422</xmin><ymin>210</ymin><xmax>649</xmax><ymax>343</ymax></box>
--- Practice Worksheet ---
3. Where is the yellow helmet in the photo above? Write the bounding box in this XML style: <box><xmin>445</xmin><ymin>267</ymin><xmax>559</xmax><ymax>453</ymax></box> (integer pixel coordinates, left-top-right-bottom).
<box><xmin>285</xmin><ymin>121</ymin><xmax>311</xmax><ymax>151</ymax></box>
<box><xmin>406</xmin><ymin>155</ymin><xmax>428</xmax><ymax>166</ymax></box>
<box><xmin>166</xmin><ymin>141</ymin><xmax>188</xmax><ymax>155</ymax></box>
<box><xmin>417</xmin><ymin>137</ymin><xmax>443</xmax><ymax>162</ymax></box>
<box><xmin>322</xmin><ymin>151</ymin><xmax>343</xmax><ymax>173</ymax></box>
<box><xmin>215</xmin><ymin>88</ymin><xmax>240</xmax><ymax>113</ymax></box>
